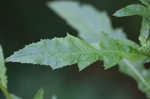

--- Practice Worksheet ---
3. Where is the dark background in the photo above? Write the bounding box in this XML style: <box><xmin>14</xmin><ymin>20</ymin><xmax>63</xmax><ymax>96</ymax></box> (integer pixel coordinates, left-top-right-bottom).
<box><xmin>0</xmin><ymin>0</ymin><xmax>146</xmax><ymax>99</ymax></box>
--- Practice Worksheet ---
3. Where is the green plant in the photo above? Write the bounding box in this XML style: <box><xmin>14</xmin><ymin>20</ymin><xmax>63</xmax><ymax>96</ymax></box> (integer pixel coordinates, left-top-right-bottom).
<box><xmin>1</xmin><ymin>0</ymin><xmax>150</xmax><ymax>98</ymax></box>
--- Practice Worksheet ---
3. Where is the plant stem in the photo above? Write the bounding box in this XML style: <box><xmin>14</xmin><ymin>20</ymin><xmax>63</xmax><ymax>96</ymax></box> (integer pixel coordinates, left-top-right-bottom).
<box><xmin>123</xmin><ymin>59</ymin><xmax>150</xmax><ymax>88</ymax></box>
<box><xmin>0</xmin><ymin>81</ymin><xmax>12</xmax><ymax>99</ymax></box>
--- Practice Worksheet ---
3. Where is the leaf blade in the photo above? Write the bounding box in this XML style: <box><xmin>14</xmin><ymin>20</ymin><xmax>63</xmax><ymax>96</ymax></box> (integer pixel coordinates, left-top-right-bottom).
<box><xmin>139</xmin><ymin>18</ymin><xmax>150</xmax><ymax>46</ymax></box>
<box><xmin>113</xmin><ymin>4</ymin><xmax>147</xmax><ymax>17</ymax></box>
<box><xmin>6</xmin><ymin>35</ymin><xmax>101</xmax><ymax>70</ymax></box>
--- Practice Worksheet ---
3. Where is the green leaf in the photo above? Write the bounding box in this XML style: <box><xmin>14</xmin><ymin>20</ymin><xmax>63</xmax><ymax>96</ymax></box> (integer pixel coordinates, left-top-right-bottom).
<box><xmin>139</xmin><ymin>18</ymin><xmax>150</xmax><ymax>46</ymax></box>
<box><xmin>139</xmin><ymin>18</ymin><xmax>150</xmax><ymax>55</ymax></box>
<box><xmin>48</xmin><ymin>1</ymin><xmax>126</xmax><ymax>44</ymax></box>
<box><xmin>113</xmin><ymin>4</ymin><xmax>147</xmax><ymax>17</ymax></box>
<box><xmin>0</xmin><ymin>45</ymin><xmax>7</xmax><ymax>88</ymax></box>
<box><xmin>33</xmin><ymin>88</ymin><xmax>44</xmax><ymax>99</ymax></box>
<box><xmin>6</xmin><ymin>34</ymin><xmax>101</xmax><ymax>71</ymax></box>
<box><xmin>6</xmin><ymin>33</ymin><xmax>138</xmax><ymax>70</ymax></box>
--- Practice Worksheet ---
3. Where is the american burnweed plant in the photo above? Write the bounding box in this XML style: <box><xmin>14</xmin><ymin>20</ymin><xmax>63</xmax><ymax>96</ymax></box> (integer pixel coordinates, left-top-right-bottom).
<box><xmin>1</xmin><ymin>0</ymin><xmax>150</xmax><ymax>98</ymax></box>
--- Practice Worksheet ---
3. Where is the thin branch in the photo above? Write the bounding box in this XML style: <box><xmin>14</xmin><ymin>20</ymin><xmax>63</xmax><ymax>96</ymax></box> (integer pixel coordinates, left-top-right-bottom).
<box><xmin>123</xmin><ymin>58</ymin><xmax>150</xmax><ymax>88</ymax></box>
<box><xmin>0</xmin><ymin>81</ymin><xmax>12</xmax><ymax>99</ymax></box>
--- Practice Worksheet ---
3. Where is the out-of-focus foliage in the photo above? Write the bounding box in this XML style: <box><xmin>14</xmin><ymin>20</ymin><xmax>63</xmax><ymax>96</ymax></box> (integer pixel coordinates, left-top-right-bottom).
<box><xmin>139</xmin><ymin>0</ymin><xmax>150</xmax><ymax>6</ymax></box>
<box><xmin>33</xmin><ymin>88</ymin><xmax>44</xmax><ymax>99</ymax></box>
<box><xmin>11</xmin><ymin>94</ymin><xmax>22</xmax><ymax>99</ymax></box>
<box><xmin>48</xmin><ymin>1</ymin><xmax>126</xmax><ymax>43</ymax></box>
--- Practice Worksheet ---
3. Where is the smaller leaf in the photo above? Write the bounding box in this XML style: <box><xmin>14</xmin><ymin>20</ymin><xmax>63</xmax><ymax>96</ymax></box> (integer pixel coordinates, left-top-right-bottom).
<box><xmin>6</xmin><ymin>34</ymin><xmax>100</xmax><ymax>71</ymax></box>
<box><xmin>33</xmin><ymin>88</ymin><xmax>44</xmax><ymax>99</ymax></box>
<box><xmin>114</xmin><ymin>4</ymin><xmax>147</xmax><ymax>17</ymax></box>
<box><xmin>139</xmin><ymin>18</ymin><xmax>150</xmax><ymax>46</ymax></box>
<box><xmin>139</xmin><ymin>39</ymin><xmax>150</xmax><ymax>55</ymax></box>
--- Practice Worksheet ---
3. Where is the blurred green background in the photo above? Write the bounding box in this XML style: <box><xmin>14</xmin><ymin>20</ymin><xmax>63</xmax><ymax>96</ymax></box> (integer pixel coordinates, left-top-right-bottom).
<box><xmin>0</xmin><ymin>0</ymin><xmax>147</xmax><ymax>99</ymax></box>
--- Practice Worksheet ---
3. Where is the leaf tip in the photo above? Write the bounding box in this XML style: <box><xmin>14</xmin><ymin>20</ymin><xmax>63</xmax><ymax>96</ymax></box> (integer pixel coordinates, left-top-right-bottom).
<box><xmin>113</xmin><ymin>10</ymin><xmax>122</xmax><ymax>17</ymax></box>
